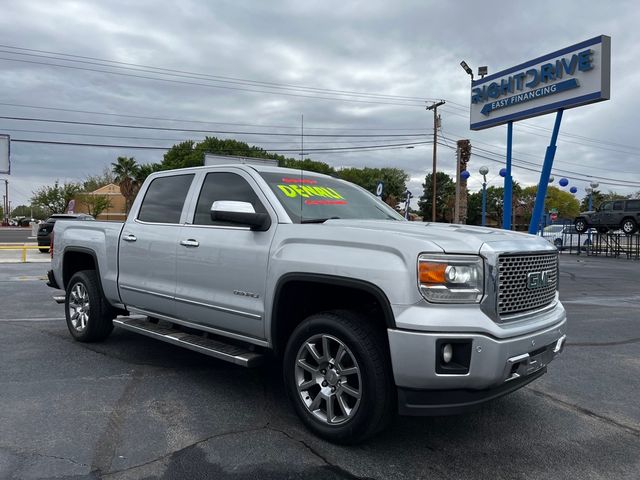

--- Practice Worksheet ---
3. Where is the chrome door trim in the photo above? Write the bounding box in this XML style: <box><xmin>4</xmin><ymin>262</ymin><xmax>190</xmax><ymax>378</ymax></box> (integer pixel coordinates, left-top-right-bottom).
<box><xmin>120</xmin><ymin>284</ymin><xmax>174</xmax><ymax>300</ymax></box>
<box><xmin>127</xmin><ymin>307</ymin><xmax>269</xmax><ymax>348</ymax></box>
<box><xmin>174</xmin><ymin>295</ymin><xmax>261</xmax><ymax>320</ymax></box>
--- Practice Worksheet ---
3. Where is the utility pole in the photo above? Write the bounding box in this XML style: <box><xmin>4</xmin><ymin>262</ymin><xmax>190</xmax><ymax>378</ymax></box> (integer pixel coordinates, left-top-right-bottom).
<box><xmin>426</xmin><ymin>101</ymin><xmax>445</xmax><ymax>222</ymax></box>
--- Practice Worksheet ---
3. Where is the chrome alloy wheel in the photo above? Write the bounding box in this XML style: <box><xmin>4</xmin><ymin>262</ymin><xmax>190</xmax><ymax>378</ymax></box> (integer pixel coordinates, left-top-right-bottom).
<box><xmin>295</xmin><ymin>334</ymin><xmax>361</xmax><ymax>425</ymax></box>
<box><xmin>68</xmin><ymin>282</ymin><xmax>90</xmax><ymax>332</ymax></box>
<box><xmin>622</xmin><ymin>220</ymin><xmax>635</xmax><ymax>234</ymax></box>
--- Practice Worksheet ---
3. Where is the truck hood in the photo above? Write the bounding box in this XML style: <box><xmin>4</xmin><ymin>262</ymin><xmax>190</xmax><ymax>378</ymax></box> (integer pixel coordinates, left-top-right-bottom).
<box><xmin>322</xmin><ymin>219</ymin><xmax>553</xmax><ymax>254</ymax></box>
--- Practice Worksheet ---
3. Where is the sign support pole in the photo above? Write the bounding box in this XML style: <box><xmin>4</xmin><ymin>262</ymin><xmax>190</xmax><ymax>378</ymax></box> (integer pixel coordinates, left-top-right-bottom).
<box><xmin>528</xmin><ymin>109</ymin><xmax>564</xmax><ymax>234</ymax></box>
<box><xmin>503</xmin><ymin>121</ymin><xmax>513</xmax><ymax>229</ymax></box>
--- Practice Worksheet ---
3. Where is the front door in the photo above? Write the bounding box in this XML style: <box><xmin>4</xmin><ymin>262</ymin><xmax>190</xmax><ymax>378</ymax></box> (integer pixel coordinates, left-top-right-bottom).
<box><xmin>118</xmin><ymin>173</ymin><xmax>195</xmax><ymax>317</ymax></box>
<box><xmin>175</xmin><ymin>170</ymin><xmax>276</xmax><ymax>340</ymax></box>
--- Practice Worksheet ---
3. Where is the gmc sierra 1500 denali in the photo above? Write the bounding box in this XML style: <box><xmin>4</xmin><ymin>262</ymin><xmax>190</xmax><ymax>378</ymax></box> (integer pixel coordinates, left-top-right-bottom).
<box><xmin>47</xmin><ymin>157</ymin><xmax>566</xmax><ymax>443</ymax></box>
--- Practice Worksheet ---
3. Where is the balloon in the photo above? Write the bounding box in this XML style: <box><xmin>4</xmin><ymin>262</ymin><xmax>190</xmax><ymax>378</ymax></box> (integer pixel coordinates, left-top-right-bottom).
<box><xmin>570</xmin><ymin>186</ymin><xmax>578</xmax><ymax>194</ymax></box>
<box><xmin>559</xmin><ymin>178</ymin><xmax>569</xmax><ymax>187</ymax></box>
<box><xmin>499</xmin><ymin>168</ymin><xmax>506</xmax><ymax>177</ymax></box>
<box><xmin>460</xmin><ymin>170</ymin><xmax>470</xmax><ymax>180</ymax></box>
<box><xmin>548</xmin><ymin>176</ymin><xmax>555</xmax><ymax>183</ymax></box>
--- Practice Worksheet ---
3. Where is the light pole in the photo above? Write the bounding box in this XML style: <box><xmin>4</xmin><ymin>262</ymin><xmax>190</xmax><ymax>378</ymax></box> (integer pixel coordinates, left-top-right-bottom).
<box><xmin>479</xmin><ymin>166</ymin><xmax>489</xmax><ymax>226</ymax></box>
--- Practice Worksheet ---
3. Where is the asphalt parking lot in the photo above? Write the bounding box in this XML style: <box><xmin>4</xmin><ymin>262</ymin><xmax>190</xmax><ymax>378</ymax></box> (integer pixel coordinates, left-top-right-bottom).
<box><xmin>0</xmin><ymin>256</ymin><xmax>638</xmax><ymax>479</ymax></box>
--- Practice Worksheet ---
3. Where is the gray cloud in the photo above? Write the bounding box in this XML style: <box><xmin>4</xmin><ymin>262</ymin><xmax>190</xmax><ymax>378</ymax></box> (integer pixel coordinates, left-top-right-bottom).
<box><xmin>0</xmin><ymin>0</ymin><xmax>638</xmax><ymax>207</ymax></box>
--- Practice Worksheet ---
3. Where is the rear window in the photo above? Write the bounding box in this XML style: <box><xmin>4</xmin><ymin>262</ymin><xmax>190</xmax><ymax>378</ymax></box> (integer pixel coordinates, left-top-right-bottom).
<box><xmin>625</xmin><ymin>200</ymin><xmax>640</xmax><ymax>211</ymax></box>
<box><xmin>138</xmin><ymin>174</ymin><xmax>194</xmax><ymax>224</ymax></box>
<box><xmin>257</xmin><ymin>172</ymin><xmax>403</xmax><ymax>223</ymax></box>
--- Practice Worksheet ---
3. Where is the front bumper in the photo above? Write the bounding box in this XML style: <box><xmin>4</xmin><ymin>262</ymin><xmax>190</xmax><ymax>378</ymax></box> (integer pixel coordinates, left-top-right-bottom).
<box><xmin>387</xmin><ymin>306</ymin><xmax>566</xmax><ymax>415</ymax></box>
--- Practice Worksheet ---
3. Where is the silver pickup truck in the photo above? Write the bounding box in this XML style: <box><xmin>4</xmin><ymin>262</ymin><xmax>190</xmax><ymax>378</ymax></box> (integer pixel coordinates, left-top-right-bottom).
<box><xmin>47</xmin><ymin>158</ymin><xmax>566</xmax><ymax>443</ymax></box>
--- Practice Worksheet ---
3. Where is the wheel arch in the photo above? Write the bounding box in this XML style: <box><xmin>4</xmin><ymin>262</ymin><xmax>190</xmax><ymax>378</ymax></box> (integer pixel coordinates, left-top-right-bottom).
<box><xmin>270</xmin><ymin>273</ymin><xmax>395</xmax><ymax>355</ymax></box>
<box><xmin>62</xmin><ymin>247</ymin><xmax>102</xmax><ymax>292</ymax></box>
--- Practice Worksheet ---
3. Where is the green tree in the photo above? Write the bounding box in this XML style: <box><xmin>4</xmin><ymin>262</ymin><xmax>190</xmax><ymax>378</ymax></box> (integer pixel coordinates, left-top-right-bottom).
<box><xmin>78</xmin><ymin>194</ymin><xmax>113</xmax><ymax>218</ymax></box>
<box><xmin>135</xmin><ymin>163</ymin><xmax>164</xmax><ymax>185</ymax></box>
<box><xmin>160</xmin><ymin>136</ymin><xmax>336</xmax><ymax>176</ymax></box>
<box><xmin>279</xmin><ymin>158</ymin><xmax>336</xmax><ymax>175</ymax></box>
<box><xmin>337</xmin><ymin>167</ymin><xmax>409</xmax><ymax>205</ymax></box>
<box><xmin>418</xmin><ymin>172</ymin><xmax>456</xmax><ymax>222</ymax></box>
<box><xmin>466</xmin><ymin>191</ymin><xmax>482</xmax><ymax>225</ymax></box>
<box><xmin>522</xmin><ymin>185</ymin><xmax>580</xmax><ymax>220</ymax></box>
<box><xmin>111</xmin><ymin>156</ymin><xmax>139</xmax><ymax>213</ymax></box>
<box><xmin>83</xmin><ymin>167</ymin><xmax>117</xmax><ymax>192</ymax></box>
<box><xmin>31</xmin><ymin>181</ymin><xmax>82</xmax><ymax>214</ymax></box>
<box><xmin>9</xmin><ymin>205</ymin><xmax>48</xmax><ymax>220</ymax></box>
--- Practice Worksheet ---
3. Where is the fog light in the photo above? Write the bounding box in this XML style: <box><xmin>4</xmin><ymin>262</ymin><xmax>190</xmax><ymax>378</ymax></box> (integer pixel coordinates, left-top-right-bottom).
<box><xmin>442</xmin><ymin>343</ymin><xmax>453</xmax><ymax>363</ymax></box>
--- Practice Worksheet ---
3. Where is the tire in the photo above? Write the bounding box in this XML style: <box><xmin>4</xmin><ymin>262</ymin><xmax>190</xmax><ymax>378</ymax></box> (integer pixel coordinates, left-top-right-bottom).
<box><xmin>621</xmin><ymin>218</ymin><xmax>638</xmax><ymax>235</ymax></box>
<box><xmin>38</xmin><ymin>248</ymin><xmax>48</xmax><ymax>253</ymax></box>
<box><xmin>597</xmin><ymin>227</ymin><xmax>609</xmax><ymax>234</ymax></box>
<box><xmin>283</xmin><ymin>310</ymin><xmax>394</xmax><ymax>444</ymax></box>
<box><xmin>65</xmin><ymin>270</ymin><xmax>115</xmax><ymax>342</ymax></box>
<box><xmin>574</xmin><ymin>218</ymin><xmax>588</xmax><ymax>233</ymax></box>
<box><xmin>553</xmin><ymin>238</ymin><xmax>563</xmax><ymax>250</ymax></box>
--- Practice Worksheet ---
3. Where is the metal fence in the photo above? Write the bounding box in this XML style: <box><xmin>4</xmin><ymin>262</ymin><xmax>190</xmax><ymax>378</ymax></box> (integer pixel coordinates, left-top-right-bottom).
<box><xmin>540</xmin><ymin>223</ymin><xmax>640</xmax><ymax>260</ymax></box>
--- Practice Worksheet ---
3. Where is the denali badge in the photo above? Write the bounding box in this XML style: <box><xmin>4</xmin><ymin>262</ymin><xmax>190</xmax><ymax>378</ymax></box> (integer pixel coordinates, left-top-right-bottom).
<box><xmin>526</xmin><ymin>271</ymin><xmax>550</xmax><ymax>290</ymax></box>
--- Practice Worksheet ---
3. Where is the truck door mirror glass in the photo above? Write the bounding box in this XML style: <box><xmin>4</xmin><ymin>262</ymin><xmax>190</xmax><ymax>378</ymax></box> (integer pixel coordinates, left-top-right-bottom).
<box><xmin>210</xmin><ymin>201</ymin><xmax>271</xmax><ymax>231</ymax></box>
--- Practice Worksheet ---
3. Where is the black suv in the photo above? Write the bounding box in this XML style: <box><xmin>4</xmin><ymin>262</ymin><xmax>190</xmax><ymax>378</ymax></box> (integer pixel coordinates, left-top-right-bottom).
<box><xmin>37</xmin><ymin>214</ymin><xmax>94</xmax><ymax>252</ymax></box>
<box><xmin>574</xmin><ymin>199</ymin><xmax>640</xmax><ymax>235</ymax></box>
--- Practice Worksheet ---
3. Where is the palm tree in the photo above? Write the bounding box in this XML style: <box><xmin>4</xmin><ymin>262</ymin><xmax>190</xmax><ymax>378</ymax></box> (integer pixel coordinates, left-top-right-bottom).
<box><xmin>111</xmin><ymin>156</ymin><xmax>139</xmax><ymax>213</ymax></box>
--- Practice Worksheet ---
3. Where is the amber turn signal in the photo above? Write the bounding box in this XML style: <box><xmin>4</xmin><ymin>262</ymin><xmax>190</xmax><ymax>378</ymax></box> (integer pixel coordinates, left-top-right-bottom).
<box><xmin>418</xmin><ymin>262</ymin><xmax>447</xmax><ymax>284</ymax></box>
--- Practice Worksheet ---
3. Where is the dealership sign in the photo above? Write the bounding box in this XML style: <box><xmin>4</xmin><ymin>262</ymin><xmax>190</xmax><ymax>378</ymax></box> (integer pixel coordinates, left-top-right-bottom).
<box><xmin>0</xmin><ymin>134</ymin><xmax>9</xmax><ymax>174</ymax></box>
<box><xmin>470</xmin><ymin>35</ymin><xmax>610</xmax><ymax>130</ymax></box>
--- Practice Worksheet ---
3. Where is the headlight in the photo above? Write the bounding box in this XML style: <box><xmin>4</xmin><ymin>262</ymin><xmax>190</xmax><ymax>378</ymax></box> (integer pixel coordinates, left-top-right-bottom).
<box><xmin>418</xmin><ymin>254</ymin><xmax>484</xmax><ymax>303</ymax></box>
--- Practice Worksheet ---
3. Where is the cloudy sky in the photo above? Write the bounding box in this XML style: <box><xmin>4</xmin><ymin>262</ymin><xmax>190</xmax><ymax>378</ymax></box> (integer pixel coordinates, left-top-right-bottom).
<box><xmin>0</xmin><ymin>0</ymin><xmax>638</xmax><ymax>208</ymax></box>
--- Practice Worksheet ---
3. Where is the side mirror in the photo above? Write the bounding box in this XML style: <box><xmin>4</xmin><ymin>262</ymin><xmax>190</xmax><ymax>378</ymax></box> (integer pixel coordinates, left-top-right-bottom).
<box><xmin>210</xmin><ymin>201</ymin><xmax>271</xmax><ymax>231</ymax></box>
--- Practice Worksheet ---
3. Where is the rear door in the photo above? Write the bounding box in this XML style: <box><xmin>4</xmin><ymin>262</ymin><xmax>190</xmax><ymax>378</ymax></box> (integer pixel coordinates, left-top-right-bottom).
<box><xmin>118</xmin><ymin>173</ymin><xmax>195</xmax><ymax>317</ymax></box>
<box><xmin>175</xmin><ymin>170</ymin><xmax>276</xmax><ymax>340</ymax></box>
<box><xmin>612</xmin><ymin>200</ymin><xmax>625</xmax><ymax>226</ymax></box>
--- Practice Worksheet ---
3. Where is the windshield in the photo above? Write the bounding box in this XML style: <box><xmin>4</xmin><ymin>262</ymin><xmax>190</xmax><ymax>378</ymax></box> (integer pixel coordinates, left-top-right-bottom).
<box><xmin>258</xmin><ymin>172</ymin><xmax>404</xmax><ymax>223</ymax></box>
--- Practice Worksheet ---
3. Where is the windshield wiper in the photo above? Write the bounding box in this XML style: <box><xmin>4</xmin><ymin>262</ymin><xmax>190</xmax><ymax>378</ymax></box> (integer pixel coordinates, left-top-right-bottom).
<box><xmin>301</xmin><ymin>216</ymin><xmax>341</xmax><ymax>224</ymax></box>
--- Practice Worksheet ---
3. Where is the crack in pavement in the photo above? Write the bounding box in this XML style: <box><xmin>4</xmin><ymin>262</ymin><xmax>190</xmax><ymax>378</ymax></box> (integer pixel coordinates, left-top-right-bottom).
<box><xmin>528</xmin><ymin>388</ymin><xmax>640</xmax><ymax>437</ymax></box>
<box><xmin>90</xmin><ymin>369</ymin><xmax>145</xmax><ymax>476</ymax></box>
<box><xmin>0</xmin><ymin>445</ymin><xmax>89</xmax><ymax>468</ymax></box>
<box><xmin>101</xmin><ymin>425</ymin><xmax>269</xmax><ymax>478</ymax></box>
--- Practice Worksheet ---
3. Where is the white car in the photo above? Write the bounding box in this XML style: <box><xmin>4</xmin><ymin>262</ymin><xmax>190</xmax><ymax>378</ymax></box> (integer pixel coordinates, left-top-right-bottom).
<box><xmin>543</xmin><ymin>224</ymin><xmax>594</xmax><ymax>250</ymax></box>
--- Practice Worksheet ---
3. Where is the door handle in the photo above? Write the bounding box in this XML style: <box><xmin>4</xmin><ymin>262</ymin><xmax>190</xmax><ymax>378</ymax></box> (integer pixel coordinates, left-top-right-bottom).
<box><xmin>180</xmin><ymin>239</ymin><xmax>199</xmax><ymax>247</ymax></box>
<box><xmin>123</xmin><ymin>234</ymin><xmax>137</xmax><ymax>242</ymax></box>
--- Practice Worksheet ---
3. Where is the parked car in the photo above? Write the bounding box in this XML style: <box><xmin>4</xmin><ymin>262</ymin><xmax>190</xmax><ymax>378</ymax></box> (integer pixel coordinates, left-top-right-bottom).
<box><xmin>575</xmin><ymin>199</ymin><xmax>640</xmax><ymax>235</ymax></box>
<box><xmin>543</xmin><ymin>224</ymin><xmax>594</xmax><ymax>250</ymax></box>
<box><xmin>47</xmin><ymin>158</ymin><xmax>566</xmax><ymax>444</ymax></box>
<box><xmin>37</xmin><ymin>214</ymin><xmax>94</xmax><ymax>252</ymax></box>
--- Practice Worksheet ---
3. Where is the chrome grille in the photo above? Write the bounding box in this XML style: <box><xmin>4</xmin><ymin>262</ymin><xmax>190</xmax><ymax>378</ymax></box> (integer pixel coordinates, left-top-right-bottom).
<box><xmin>497</xmin><ymin>252</ymin><xmax>558</xmax><ymax>317</ymax></box>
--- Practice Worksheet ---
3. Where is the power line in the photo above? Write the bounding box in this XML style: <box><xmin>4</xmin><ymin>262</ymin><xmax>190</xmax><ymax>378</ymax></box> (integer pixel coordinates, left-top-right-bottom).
<box><xmin>11</xmin><ymin>137</ymin><xmax>432</xmax><ymax>153</ymax></box>
<box><xmin>437</xmin><ymin>141</ymin><xmax>640</xmax><ymax>188</ymax></box>
<box><xmin>0</xmin><ymin>115</ymin><xmax>429</xmax><ymax>138</ymax></box>
<box><xmin>0</xmin><ymin>44</ymin><xmax>433</xmax><ymax>103</ymax></box>
<box><xmin>0</xmin><ymin>127</ymin><xmax>428</xmax><ymax>145</ymax></box>
<box><xmin>0</xmin><ymin>55</ymin><xmax>427</xmax><ymax>109</ymax></box>
<box><xmin>0</xmin><ymin>102</ymin><xmax>423</xmax><ymax>131</ymax></box>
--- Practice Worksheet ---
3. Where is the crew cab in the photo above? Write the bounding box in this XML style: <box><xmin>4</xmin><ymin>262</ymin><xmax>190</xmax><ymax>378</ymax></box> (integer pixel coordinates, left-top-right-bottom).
<box><xmin>47</xmin><ymin>157</ymin><xmax>567</xmax><ymax>443</ymax></box>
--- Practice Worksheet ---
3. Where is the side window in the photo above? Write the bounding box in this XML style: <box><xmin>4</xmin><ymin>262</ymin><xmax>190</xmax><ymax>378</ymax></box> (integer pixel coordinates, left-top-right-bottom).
<box><xmin>601</xmin><ymin>202</ymin><xmax>613</xmax><ymax>211</ymax></box>
<box><xmin>613</xmin><ymin>201</ymin><xmax>624</xmax><ymax>211</ymax></box>
<box><xmin>625</xmin><ymin>200</ymin><xmax>640</xmax><ymax>211</ymax></box>
<box><xmin>137</xmin><ymin>174</ymin><xmax>194</xmax><ymax>224</ymax></box>
<box><xmin>193</xmin><ymin>172</ymin><xmax>267</xmax><ymax>226</ymax></box>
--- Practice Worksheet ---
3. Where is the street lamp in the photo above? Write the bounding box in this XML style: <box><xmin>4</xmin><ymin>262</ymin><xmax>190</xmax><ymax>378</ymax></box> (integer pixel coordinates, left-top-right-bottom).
<box><xmin>479</xmin><ymin>166</ymin><xmax>489</xmax><ymax>226</ymax></box>
<box><xmin>460</xmin><ymin>61</ymin><xmax>474</xmax><ymax>80</ymax></box>
<box><xmin>588</xmin><ymin>182</ymin><xmax>599</xmax><ymax>211</ymax></box>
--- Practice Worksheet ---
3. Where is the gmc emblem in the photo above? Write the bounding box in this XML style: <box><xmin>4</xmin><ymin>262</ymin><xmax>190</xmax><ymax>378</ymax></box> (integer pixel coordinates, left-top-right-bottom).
<box><xmin>527</xmin><ymin>270</ymin><xmax>551</xmax><ymax>290</ymax></box>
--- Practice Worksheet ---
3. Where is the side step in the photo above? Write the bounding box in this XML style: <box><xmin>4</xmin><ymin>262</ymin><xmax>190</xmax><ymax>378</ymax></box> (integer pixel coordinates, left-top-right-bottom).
<box><xmin>53</xmin><ymin>295</ymin><xmax>65</xmax><ymax>304</ymax></box>
<box><xmin>113</xmin><ymin>317</ymin><xmax>263</xmax><ymax>367</ymax></box>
